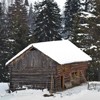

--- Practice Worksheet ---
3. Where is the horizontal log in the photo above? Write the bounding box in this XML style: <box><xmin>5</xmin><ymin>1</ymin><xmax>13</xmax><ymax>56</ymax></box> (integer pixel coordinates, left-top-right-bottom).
<box><xmin>11</xmin><ymin>71</ymin><xmax>56</xmax><ymax>75</ymax></box>
<box><xmin>11</xmin><ymin>80</ymin><xmax>52</xmax><ymax>84</ymax></box>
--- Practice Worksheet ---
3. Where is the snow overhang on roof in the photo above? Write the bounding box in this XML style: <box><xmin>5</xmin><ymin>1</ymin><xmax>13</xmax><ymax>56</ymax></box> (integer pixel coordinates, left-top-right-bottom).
<box><xmin>6</xmin><ymin>40</ymin><xmax>92</xmax><ymax>66</ymax></box>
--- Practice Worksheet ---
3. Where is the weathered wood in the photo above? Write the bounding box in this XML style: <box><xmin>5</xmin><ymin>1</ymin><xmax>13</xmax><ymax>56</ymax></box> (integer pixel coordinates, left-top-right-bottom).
<box><xmin>7</xmin><ymin>47</ymin><xmax>90</xmax><ymax>92</ymax></box>
<box><xmin>55</xmin><ymin>62</ymin><xmax>89</xmax><ymax>91</ymax></box>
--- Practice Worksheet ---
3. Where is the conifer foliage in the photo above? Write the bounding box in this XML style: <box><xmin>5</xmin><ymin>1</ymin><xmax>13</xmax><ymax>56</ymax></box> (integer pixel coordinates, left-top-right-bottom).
<box><xmin>63</xmin><ymin>0</ymin><xmax>80</xmax><ymax>38</ymax></box>
<box><xmin>25</xmin><ymin>0</ymin><xmax>29</xmax><ymax>6</ymax></box>
<box><xmin>34</xmin><ymin>0</ymin><xmax>61</xmax><ymax>42</ymax></box>
<box><xmin>0</xmin><ymin>2</ymin><xmax>5</xmax><ymax>81</ymax></box>
<box><xmin>28</xmin><ymin>3</ymin><xmax>36</xmax><ymax>40</ymax></box>
<box><xmin>0</xmin><ymin>0</ymin><xmax>100</xmax><ymax>82</ymax></box>
<box><xmin>8</xmin><ymin>0</ymin><xmax>30</xmax><ymax>55</ymax></box>
<box><xmin>70</xmin><ymin>0</ymin><xmax>99</xmax><ymax>81</ymax></box>
<box><xmin>0</xmin><ymin>2</ymin><xmax>9</xmax><ymax>81</ymax></box>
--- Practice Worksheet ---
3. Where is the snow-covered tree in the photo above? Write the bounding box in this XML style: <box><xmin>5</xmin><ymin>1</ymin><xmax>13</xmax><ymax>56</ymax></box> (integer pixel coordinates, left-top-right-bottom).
<box><xmin>71</xmin><ymin>0</ymin><xmax>100</xmax><ymax>81</ymax></box>
<box><xmin>28</xmin><ymin>3</ymin><xmax>37</xmax><ymax>42</ymax></box>
<box><xmin>90</xmin><ymin>0</ymin><xmax>100</xmax><ymax>81</ymax></box>
<box><xmin>0</xmin><ymin>2</ymin><xmax>9</xmax><ymax>81</ymax></box>
<box><xmin>28</xmin><ymin>4</ymin><xmax>34</xmax><ymax>30</ymax></box>
<box><xmin>62</xmin><ymin>0</ymin><xmax>80</xmax><ymax>39</ymax></box>
<box><xmin>24</xmin><ymin>0</ymin><xmax>29</xmax><ymax>6</ymax></box>
<box><xmin>8</xmin><ymin>0</ymin><xmax>30</xmax><ymax>55</ymax></box>
<box><xmin>34</xmin><ymin>0</ymin><xmax>61</xmax><ymax>42</ymax></box>
<box><xmin>0</xmin><ymin>2</ymin><xmax>5</xmax><ymax>81</ymax></box>
<box><xmin>80</xmin><ymin>0</ymin><xmax>95</xmax><ymax>12</ymax></box>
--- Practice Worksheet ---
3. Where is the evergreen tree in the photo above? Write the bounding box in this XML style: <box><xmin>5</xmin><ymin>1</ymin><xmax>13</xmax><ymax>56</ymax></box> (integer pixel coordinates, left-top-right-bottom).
<box><xmin>28</xmin><ymin>4</ymin><xmax>37</xmax><ymax>42</ymax></box>
<box><xmin>71</xmin><ymin>12</ymin><xmax>94</xmax><ymax>48</ymax></box>
<box><xmin>80</xmin><ymin>0</ymin><xmax>95</xmax><ymax>12</ymax></box>
<box><xmin>0</xmin><ymin>2</ymin><xmax>4</xmax><ymax>81</ymax></box>
<box><xmin>71</xmin><ymin>0</ymin><xmax>96</xmax><ymax>48</ymax></box>
<box><xmin>71</xmin><ymin>0</ymin><xmax>100</xmax><ymax>81</ymax></box>
<box><xmin>34</xmin><ymin>0</ymin><xmax>61</xmax><ymax>42</ymax></box>
<box><xmin>28</xmin><ymin>3</ymin><xmax>36</xmax><ymax>41</ymax></box>
<box><xmin>0</xmin><ymin>2</ymin><xmax>9</xmax><ymax>81</ymax></box>
<box><xmin>25</xmin><ymin>0</ymin><xmax>29</xmax><ymax>6</ymax></box>
<box><xmin>90</xmin><ymin>0</ymin><xmax>100</xmax><ymax>81</ymax></box>
<box><xmin>8</xmin><ymin>0</ymin><xmax>30</xmax><ymax>55</ymax></box>
<box><xmin>62</xmin><ymin>0</ymin><xmax>80</xmax><ymax>39</ymax></box>
<box><xmin>80</xmin><ymin>0</ymin><xmax>100</xmax><ymax>81</ymax></box>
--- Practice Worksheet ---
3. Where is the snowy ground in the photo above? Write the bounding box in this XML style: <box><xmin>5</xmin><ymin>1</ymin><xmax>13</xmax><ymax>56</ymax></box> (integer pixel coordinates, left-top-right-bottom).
<box><xmin>0</xmin><ymin>82</ymin><xmax>100</xmax><ymax>100</ymax></box>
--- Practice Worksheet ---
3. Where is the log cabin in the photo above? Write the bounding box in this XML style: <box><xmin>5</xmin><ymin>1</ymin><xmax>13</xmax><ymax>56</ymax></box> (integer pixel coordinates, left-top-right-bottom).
<box><xmin>6</xmin><ymin>40</ymin><xmax>92</xmax><ymax>92</ymax></box>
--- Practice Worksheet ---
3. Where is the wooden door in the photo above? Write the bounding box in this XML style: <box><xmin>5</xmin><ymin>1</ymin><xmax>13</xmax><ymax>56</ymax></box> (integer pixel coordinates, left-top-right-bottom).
<box><xmin>61</xmin><ymin>75</ymin><xmax>64</xmax><ymax>89</ymax></box>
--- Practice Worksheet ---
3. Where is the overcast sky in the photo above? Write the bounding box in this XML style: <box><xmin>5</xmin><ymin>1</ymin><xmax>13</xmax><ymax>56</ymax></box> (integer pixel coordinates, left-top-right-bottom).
<box><xmin>28</xmin><ymin>0</ymin><xmax>66</xmax><ymax>10</ymax></box>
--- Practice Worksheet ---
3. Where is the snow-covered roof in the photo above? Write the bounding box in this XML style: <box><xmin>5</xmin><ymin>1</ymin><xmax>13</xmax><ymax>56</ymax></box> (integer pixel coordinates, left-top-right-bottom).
<box><xmin>6</xmin><ymin>40</ymin><xmax>92</xmax><ymax>65</ymax></box>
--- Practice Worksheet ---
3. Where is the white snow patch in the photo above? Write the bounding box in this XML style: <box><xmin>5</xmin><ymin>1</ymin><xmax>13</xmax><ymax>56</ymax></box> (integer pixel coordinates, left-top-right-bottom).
<box><xmin>7</xmin><ymin>39</ymin><xmax>15</xmax><ymax>42</ymax></box>
<box><xmin>1</xmin><ymin>82</ymin><xmax>100</xmax><ymax>100</ymax></box>
<box><xmin>80</xmin><ymin>11</ymin><xmax>96</xmax><ymax>18</ymax></box>
<box><xmin>89</xmin><ymin>81</ymin><xmax>100</xmax><ymax>85</ymax></box>
<box><xmin>0</xmin><ymin>83</ymin><xmax>9</xmax><ymax>96</ymax></box>
<box><xmin>80</xmin><ymin>23</ymin><xmax>89</xmax><ymax>26</ymax></box>
<box><xmin>97</xmin><ymin>24</ymin><xmax>100</xmax><ymax>26</ymax></box>
<box><xmin>90</xmin><ymin>45</ymin><xmax>97</xmax><ymax>49</ymax></box>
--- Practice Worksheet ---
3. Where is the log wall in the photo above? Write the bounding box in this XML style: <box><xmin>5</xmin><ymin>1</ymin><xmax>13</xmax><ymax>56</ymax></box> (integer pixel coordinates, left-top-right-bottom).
<box><xmin>54</xmin><ymin>62</ymin><xmax>89</xmax><ymax>91</ymax></box>
<box><xmin>8</xmin><ymin>48</ymin><xmax>57</xmax><ymax>91</ymax></box>
<box><xmin>8</xmin><ymin>47</ymin><xmax>90</xmax><ymax>92</ymax></box>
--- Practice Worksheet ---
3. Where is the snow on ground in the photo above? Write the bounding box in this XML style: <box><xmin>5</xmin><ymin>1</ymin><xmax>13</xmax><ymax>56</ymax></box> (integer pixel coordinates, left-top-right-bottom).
<box><xmin>0</xmin><ymin>82</ymin><xmax>100</xmax><ymax>100</ymax></box>
<box><xmin>0</xmin><ymin>83</ymin><xmax>9</xmax><ymax>96</ymax></box>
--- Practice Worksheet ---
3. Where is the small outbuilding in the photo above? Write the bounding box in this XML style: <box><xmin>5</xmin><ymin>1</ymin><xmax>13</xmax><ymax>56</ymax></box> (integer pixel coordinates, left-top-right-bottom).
<box><xmin>6</xmin><ymin>40</ymin><xmax>92</xmax><ymax>92</ymax></box>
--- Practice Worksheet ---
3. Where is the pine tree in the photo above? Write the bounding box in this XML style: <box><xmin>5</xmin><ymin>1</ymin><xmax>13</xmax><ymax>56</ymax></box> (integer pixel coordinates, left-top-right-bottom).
<box><xmin>28</xmin><ymin>3</ymin><xmax>36</xmax><ymax>42</ymax></box>
<box><xmin>0</xmin><ymin>2</ymin><xmax>9</xmax><ymax>81</ymax></box>
<box><xmin>80</xmin><ymin>0</ymin><xmax>95</xmax><ymax>12</ymax></box>
<box><xmin>0</xmin><ymin>2</ymin><xmax>4</xmax><ymax>81</ymax></box>
<box><xmin>62</xmin><ymin>0</ymin><xmax>80</xmax><ymax>39</ymax></box>
<box><xmin>28</xmin><ymin>4</ymin><xmax>36</xmax><ymax>33</ymax></box>
<box><xmin>34</xmin><ymin>0</ymin><xmax>61</xmax><ymax>42</ymax></box>
<box><xmin>71</xmin><ymin>12</ymin><xmax>94</xmax><ymax>48</ymax></box>
<box><xmin>69</xmin><ymin>0</ymin><xmax>96</xmax><ymax>81</ymax></box>
<box><xmin>8</xmin><ymin>0</ymin><xmax>30</xmax><ymax>55</ymax></box>
<box><xmin>80</xmin><ymin>0</ymin><xmax>100</xmax><ymax>81</ymax></box>
<box><xmin>71</xmin><ymin>0</ymin><xmax>100</xmax><ymax>81</ymax></box>
<box><xmin>91</xmin><ymin>0</ymin><xmax>100</xmax><ymax>81</ymax></box>
<box><xmin>25</xmin><ymin>0</ymin><xmax>29</xmax><ymax>6</ymax></box>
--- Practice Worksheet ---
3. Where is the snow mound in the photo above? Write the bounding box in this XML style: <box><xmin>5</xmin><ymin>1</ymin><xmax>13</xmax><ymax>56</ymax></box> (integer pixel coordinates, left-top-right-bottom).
<box><xmin>0</xmin><ymin>82</ymin><xmax>100</xmax><ymax>100</ymax></box>
<box><xmin>0</xmin><ymin>83</ymin><xmax>9</xmax><ymax>96</ymax></box>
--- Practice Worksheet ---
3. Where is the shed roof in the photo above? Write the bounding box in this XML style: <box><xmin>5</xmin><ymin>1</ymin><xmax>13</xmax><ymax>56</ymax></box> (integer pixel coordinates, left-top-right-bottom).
<box><xmin>6</xmin><ymin>40</ymin><xmax>92</xmax><ymax>65</ymax></box>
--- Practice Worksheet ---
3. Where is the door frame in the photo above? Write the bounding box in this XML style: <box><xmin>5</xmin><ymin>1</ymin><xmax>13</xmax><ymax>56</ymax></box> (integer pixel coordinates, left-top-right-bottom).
<box><xmin>61</xmin><ymin>75</ymin><xmax>64</xmax><ymax>89</ymax></box>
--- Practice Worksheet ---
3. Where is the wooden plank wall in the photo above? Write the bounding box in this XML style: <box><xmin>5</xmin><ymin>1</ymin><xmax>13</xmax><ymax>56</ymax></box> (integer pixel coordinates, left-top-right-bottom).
<box><xmin>54</xmin><ymin>62</ymin><xmax>89</xmax><ymax>91</ymax></box>
<box><xmin>8</xmin><ymin>48</ymin><xmax>57</xmax><ymax>91</ymax></box>
<box><xmin>8</xmin><ymin>47</ymin><xmax>90</xmax><ymax>92</ymax></box>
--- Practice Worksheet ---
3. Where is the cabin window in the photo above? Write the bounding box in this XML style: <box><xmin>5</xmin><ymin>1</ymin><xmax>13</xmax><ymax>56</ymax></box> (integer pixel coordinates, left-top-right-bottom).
<box><xmin>61</xmin><ymin>75</ymin><xmax>64</xmax><ymax>89</ymax></box>
<box><xmin>71</xmin><ymin>71</ymin><xmax>79</xmax><ymax>79</ymax></box>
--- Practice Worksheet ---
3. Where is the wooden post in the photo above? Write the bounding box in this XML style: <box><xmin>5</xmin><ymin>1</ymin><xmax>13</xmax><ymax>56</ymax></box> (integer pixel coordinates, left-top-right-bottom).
<box><xmin>80</xmin><ymin>70</ymin><xmax>87</xmax><ymax>82</ymax></box>
<box><xmin>9</xmin><ymin>66</ymin><xmax>12</xmax><ymax>92</ymax></box>
<box><xmin>61</xmin><ymin>75</ymin><xmax>64</xmax><ymax>90</ymax></box>
<box><xmin>87</xmin><ymin>82</ymin><xmax>90</xmax><ymax>90</ymax></box>
<box><xmin>50</xmin><ymin>74</ymin><xmax>54</xmax><ymax>95</ymax></box>
<box><xmin>70</xmin><ymin>73</ymin><xmax>73</xmax><ymax>82</ymax></box>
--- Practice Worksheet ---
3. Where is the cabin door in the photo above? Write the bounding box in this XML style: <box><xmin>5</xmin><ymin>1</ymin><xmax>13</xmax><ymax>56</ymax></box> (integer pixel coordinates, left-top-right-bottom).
<box><xmin>61</xmin><ymin>75</ymin><xmax>64</xmax><ymax>89</ymax></box>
